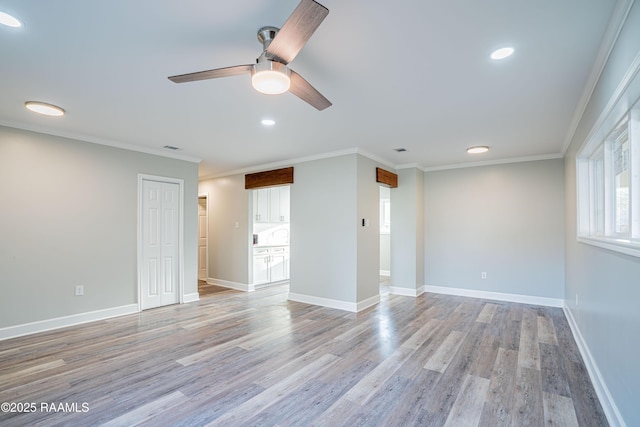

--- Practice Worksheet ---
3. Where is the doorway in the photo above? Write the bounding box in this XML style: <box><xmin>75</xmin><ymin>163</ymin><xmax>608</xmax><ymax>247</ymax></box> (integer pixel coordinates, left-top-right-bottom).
<box><xmin>138</xmin><ymin>175</ymin><xmax>184</xmax><ymax>310</ymax></box>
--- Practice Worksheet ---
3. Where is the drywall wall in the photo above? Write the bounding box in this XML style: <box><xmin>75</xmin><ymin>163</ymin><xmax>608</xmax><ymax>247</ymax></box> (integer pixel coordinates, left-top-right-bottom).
<box><xmin>0</xmin><ymin>125</ymin><xmax>198</xmax><ymax>329</ymax></box>
<box><xmin>356</xmin><ymin>155</ymin><xmax>384</xmax><ymax>303</ymax></box>
<box><xmin>379</xmin><ymin>186</ymin><xmax>391</xmax><ymax>273</ymax></box>
<box><xmin>198</xmin><ymin>174</ymin><xmax>250</xmax><ymax>286</ymax></box>
<box><xmin>390</xmin><ymin>167</ymin><xmax>425</xmax><ymax>293</ymax></box>
<box><xmin>424</xmin><ymin>159</ymin><xmax>565</xmax><ymax>300</ymax></box>
<box><xmin>564</xmin><ymin>2</ymin><xmax>640</xmax><ymax>425</ymax></box>
<box><xmin>289</xmin><ymin>154</ymin><xmax>358</xmax><ymax>303</ymax></box>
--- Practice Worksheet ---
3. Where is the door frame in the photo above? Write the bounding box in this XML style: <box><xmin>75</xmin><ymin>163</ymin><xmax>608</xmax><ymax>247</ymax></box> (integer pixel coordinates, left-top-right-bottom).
<box><xmin>137</xmin><ymin>174</ymin><xmax>185</xmax><ymax>311</ymax></box>
<box><xmin>198</xmin><ymin>193</ymin><xmax>209</xmax><ymax>281</ymax></box>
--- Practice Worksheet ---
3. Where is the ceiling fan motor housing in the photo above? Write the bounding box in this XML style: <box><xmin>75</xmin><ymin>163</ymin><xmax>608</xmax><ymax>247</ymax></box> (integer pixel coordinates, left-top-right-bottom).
<box><xmin>257</xmin><ymin>26</ymin><xmax>279</xmax><ymax>51</ymax></box>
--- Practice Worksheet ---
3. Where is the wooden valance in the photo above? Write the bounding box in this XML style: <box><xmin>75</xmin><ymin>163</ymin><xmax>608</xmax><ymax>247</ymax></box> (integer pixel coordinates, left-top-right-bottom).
<box><xmin>245</xmin><ymin>167</ymin><xmax>294</xmax><ymax>189</ymax></box>
<box><xmin>376</xmin><ymin>167</ymin><xmax>398</xmax><ymax>188</ymax></box>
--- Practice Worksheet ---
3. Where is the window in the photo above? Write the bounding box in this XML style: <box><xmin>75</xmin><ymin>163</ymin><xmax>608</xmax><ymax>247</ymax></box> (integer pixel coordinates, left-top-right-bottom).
<box><xmin>577</xmin><ymin>98</ymin><xmax>640</xmax><ymax>257</ymax></box>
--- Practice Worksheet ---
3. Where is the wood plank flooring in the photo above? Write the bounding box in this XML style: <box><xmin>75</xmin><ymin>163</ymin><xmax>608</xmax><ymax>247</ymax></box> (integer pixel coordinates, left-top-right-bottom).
<box><xmin>0</xmin><ymin>284</ymin><xmax>607</xmax><ymax>426</ymax></box>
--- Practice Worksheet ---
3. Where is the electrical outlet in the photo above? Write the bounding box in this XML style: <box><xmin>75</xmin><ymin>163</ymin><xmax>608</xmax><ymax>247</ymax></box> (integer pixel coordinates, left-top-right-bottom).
<box><xmin>75</xmin><ymin>285</ymin><xmax>84</xmax><ymax>296</ymax></box>
<box><xmin>481</xmin><ymin>272</ymin><xmax>487</xmax><ymax>279</ymax></box>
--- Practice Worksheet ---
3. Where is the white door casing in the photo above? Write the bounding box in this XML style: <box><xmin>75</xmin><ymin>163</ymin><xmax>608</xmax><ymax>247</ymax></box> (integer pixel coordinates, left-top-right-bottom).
<box><xmin>138</xmin><ymin>175</ymin><xmax>184</xmax><ymax>310</ymax></box>
<box><xmin>198</xmin><ymin>196</ymin><xmax>208</xmax><ymax>280</ymax></box>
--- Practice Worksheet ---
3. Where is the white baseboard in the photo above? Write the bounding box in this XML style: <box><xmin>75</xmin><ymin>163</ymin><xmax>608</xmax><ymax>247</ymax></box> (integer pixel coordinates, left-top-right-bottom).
<box><xmin>208</xmin><ymin>278</ymin><xmax>255</xmax><ymax>292</ymax></box>
<box><xmin>563</xmin><ymin>306</ymin><xmax>626</xmax><ymax>427</ymax></box>
<box><xmin>424</xmin><ymin>285</ymin><xmax>564</xmax><ymax>307</ymax></box>
<box><xmin>288</xmin><ymin>292</ymin><xmax>380</xmax><ymax>313</ymax></box>
<box><xmin>183</xmin><ymin>293</ymin><xmax>200</xmax><ymax>303</ymax></box>
<box><xmin>0</xmin><ymin>304</ymin><xmax>139</xmax><ymax>341</ymax></box>
<box><xmin>357</xmin><ymin>294</ymin><xmax>381</xmax><ymax>312</ymax></box>
<box><xmin>387</xmin><ymin>285</ymin><xmax>426</xmax><ymax>297</ymax></box>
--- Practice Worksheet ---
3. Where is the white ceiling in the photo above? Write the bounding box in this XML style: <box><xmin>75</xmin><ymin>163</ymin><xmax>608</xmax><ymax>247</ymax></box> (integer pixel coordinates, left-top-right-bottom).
<box><xmin>0</xmin><ymin>0</ymin><xmax>619</xmax><ymax>178</ymax></box>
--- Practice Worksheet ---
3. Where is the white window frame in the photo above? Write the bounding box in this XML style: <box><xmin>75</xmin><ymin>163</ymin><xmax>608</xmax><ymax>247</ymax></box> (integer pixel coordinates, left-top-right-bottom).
<box><xmin>577</xmin><ymin>99</ymin><xmax>640</xmax><ymax>258</ymax></box>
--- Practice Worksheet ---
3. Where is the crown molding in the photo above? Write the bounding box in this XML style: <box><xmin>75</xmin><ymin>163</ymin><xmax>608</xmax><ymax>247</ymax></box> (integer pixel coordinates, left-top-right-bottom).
<box><xmin>0</xmin><ymin>121</ymin><xmax>202</xmax><ymax>163</ymax></box>
<box><xmin>561</xmin><ymin>0</ymin><xmax>636</xmax><ymax>155</ymax></box>
<box><xmin>422</xmin><ymin>153</ymin><xmax>563</xmax><ymax>172</ymax></box>
<box><xmin>200</xmin><ymin>147</ymin><xmax>396</xmax><ymax>181</ymax></box>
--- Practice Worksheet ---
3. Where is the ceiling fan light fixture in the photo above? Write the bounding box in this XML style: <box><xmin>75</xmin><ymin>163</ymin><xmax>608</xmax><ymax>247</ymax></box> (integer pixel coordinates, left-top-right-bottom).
<box><xmin>24</xmin><ymin>101</ymin><xmax>65</xmax><ymax>117</ymax></box>
<box><xmin>252</xmin><ymin>60</ymin><xmax>291</xmax><ymax>95</ymax></box>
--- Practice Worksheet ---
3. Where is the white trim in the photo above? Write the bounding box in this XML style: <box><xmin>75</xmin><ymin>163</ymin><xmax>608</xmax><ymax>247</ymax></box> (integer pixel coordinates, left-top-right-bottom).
<box><xmin>137</xmin><ymin>174</ymin><xmax>186</xmax><ymax>310</ymax></box>
<box><xmin>563</xmin><ymin>306</ymin><xmax>627</xmax><ymax>427</ymax></box>
<box><xmin>395</xmin><ymin>163</ymin><xmax>422</xmax><ymax>170</ymax></box>
<box><xmin>0</xmin><ymin>304</ymin><xmax>138</xmax><ymax>341</ymax></box>
<box><xmin>576</xmin><ymin>47</ymin><xmax>640</xmax><ymax>157</ymax></box>
<box><xmin>421</xmin><ymin>153</ymin><xmax>563</xmax><ymax>173</ymax></box>
<box><xmin>561</xmin><ymin>0</ymin><xmax>636</xmax><ymax>156</ymax></box>
<box><xmin>387</xmin><ymin>286</ymin><xmax>426</xmax><ymax>297</ymax></box>
<box><xmin>577</xmin><ymin>236</ymin><xmax>640</xmax><ymax>258</ymax></box>
<box><xmin>183</xmin><ymin>293</ymin><xmax>200</xmax><ymax>303</ymax></box>
<box><xmin>209</xmin><ymin>278</ymin><xmax>255</xmax><ymax>292</ymax></box>
<box><xmin>424</xmin><ymin>285</ymin><xmax>564</xmax><ymax>307</ymax></box>
<box><xmin>379</xmin><ymin>269</ymin><xmax>391</xmax><ymax>277</ymax></box>
<box><xmin>197</xmin><ymin>194</ymin><xmax>209</xmax><ymax>281</ymax></box>
<box><xmin>0</xmin><ymin>121</ymin><xmax>201</xmax><ymax>163</ymax></box>
<box><xmin>288</xmin><ymin>292</ymin><xmax>380</xmax><ymax>312</ymax></box>
<box><xmin>357</xmin><ymin>294</ymin><xmax>381</xmax><ymax>312</ymax></box>
<box><xmin>200</xmin><ymin>148</ymin><xmax>396</xmax><ymax>181</ymax></box>
<box><xmin>354</xmin><ymin>148</ymin><xmax>397</xmax><ymax>169</ymax></box>
<box><xmin>201</xmin><ymin>148</ymin><xmax>359</xmax><ymax>180</ymax></box>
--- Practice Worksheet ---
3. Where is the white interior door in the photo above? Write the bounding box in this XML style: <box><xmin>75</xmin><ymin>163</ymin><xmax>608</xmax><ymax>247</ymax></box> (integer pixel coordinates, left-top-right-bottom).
<box><xmin>141</xmin><ymin>179</ymin><xmax>180</xmax><ymax>310</ymax></box>
<box><xmin>198</xmin><ymin>197</ymin><xmax>207</xmax><ymax>280</ymax></box>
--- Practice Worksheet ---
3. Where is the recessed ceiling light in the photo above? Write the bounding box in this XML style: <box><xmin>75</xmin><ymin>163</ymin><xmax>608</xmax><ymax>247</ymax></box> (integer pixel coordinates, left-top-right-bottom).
<box><xmin>490</xmin><ymin>47</ymin><xmax>514</xmax><ymax>60</ymax></box>
<box><xmin>466</xmin><ymin>146</ymin><xmax>490</xmax><ymax>154</ymax></box>
<box><xmin>0</xmin><ymin>11</ymin><xmax>22</xmax><ymax>28</ymax></box>
<box><xmin>25</xmin><ymin>101</ymin><xmax>65</xmax><ymax>117</ymax></box>
<box><xmin>261</xmin><ymin>119</ymin><xmax>276</xmax><ymax>126</ymax></box>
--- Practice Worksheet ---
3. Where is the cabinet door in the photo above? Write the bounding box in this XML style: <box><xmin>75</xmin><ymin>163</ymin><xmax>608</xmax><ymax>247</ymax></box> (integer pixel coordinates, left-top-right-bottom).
<box><xmin>270</xmin><ymin>252</ymin><xmax>288</xmax><ymax>282</ymax></box>
<box><xmin>279</xmin><ymin>186</ymin><xmax>290</xmax><ymax>223</ymax></box>
<box><xmin>269</xmin><ymin>187</ymin><xmax>281</xmax><ymax>222</ymax></box>
<box><xmin>254</xmin><ymin>188</ymin><xmax>270</xmax><ymax>223</ymax></box>
<box><xmin>253</xmin><ymin>253</ymin><xmax>270</xmax><ymax>284</ymax></box>
<box><xmin>269</xmin><ymin>186</ymin><xmax>290</xmax><ymax>223</ymax></box>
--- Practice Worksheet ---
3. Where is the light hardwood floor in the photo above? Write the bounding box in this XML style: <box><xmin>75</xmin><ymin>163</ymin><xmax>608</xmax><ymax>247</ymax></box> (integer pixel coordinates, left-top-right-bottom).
<box><xmin>0</xmin><ymin>284</ymin><xmax>607</xmax><ymax>426</ymax></box>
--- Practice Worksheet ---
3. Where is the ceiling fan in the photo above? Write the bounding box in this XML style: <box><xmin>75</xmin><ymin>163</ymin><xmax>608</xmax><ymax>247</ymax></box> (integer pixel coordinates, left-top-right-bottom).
<box><xmin>168</xmin><ymin>0</ymin><xmax>332</xmax><ymax>111</ymax></box>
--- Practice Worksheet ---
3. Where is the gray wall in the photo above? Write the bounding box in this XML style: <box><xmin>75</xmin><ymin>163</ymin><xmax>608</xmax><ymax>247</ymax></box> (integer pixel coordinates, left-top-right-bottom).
<box><xmin>198</xmin><ymin>174</ymin><xmax>250</xmax><ymax>285</ymax></box>
<box><xmin>391</xmin><ymin>167</ymin><xmax>425</xmax><ymax>292</ymax></box>
<box><xmin>424</xmin><ymin>159</ymin><xmax>565</xmax><ymax>299</ymax></box>
<box><xmin>290</xmin><ymin>155</ymin><xmax>358</xmax><ymax>302</ymax></box>
<box><xmin>0</xmin><ymin>125</ymin><xmax>199</xmax><ymax>328</ymax></box>
<box><xmin>356</xmin><ymin>155</ymin><xmax>384</xmax><ymax>302</ymax></box>
<box><xmin>564</xmin><ymin>2</ymin><xmax>640</xmax><ymax>425</ymax></box>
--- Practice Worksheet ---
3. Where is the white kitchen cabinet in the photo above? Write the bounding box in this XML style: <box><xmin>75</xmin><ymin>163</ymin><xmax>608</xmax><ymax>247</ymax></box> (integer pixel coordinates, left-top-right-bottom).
<box><xmin>252</xmin><ymin>246</ymin><xmax>289</xmax><ymax>285</ymax></box>
<box><xmin>252</xmin><ymin>248</ymin><xmax>270</xmax><ymax>284</ymax></box>
<box><xmin>269</xmin><ymin>246</ymin><xmax>289</xmax><ymax>282</ymax></box>
<box><xmin>253</xmin><ymin>186</ymin><xmax>290</xmax><ymax>223</ymax></box>
<box><xmin>269</xmin><ymin>186</ymin><xmax>290</xmax><ymax>223</ymax></box>
<box><xmin>253</xmin><ymin>189</ymin><xmax>271</xmax><ymax>223</ymax></box>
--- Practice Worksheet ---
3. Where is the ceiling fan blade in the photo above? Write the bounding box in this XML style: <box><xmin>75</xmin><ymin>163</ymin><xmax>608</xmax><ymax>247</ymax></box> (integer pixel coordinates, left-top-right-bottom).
<box><xmin>266</xmin><ymin>0</ymin><xmax>329</xmax><ymax>64</ymax></box>
<box><xmin>289</xmin><ymin>70</ymin><xmax>331</xmax><ymax>111</ymax></box>
<box><xmin>168</xmin><ymin>64</ymin><xmax>253</xmax><ymax>83</ymax></box>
